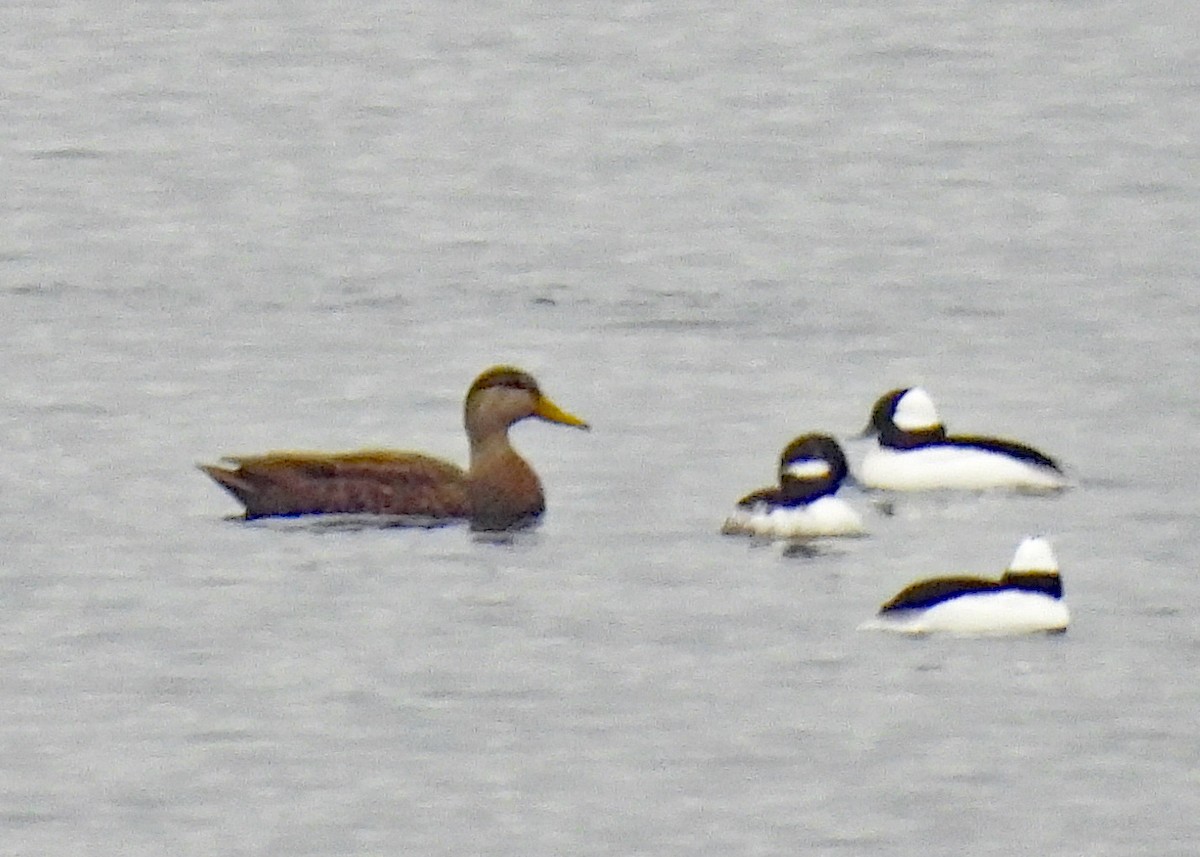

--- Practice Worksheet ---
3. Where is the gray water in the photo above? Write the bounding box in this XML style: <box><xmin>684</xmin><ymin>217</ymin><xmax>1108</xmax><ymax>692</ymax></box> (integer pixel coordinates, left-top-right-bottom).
<box><xmin>3</xmin><ymin>1</ymin><xmax>1199</xmax><ymax>854</ymax></box>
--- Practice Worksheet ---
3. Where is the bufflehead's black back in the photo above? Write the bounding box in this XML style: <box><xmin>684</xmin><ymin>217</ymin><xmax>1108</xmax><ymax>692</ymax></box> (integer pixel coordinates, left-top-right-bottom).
<box><xmin>721</xmin><ymin>434</ymin><xmax>865</xmax><ymax>539</ymax></box>
<box><xmin>857</xmin><ymin>388</ymin><xmax>1067</xmax><ymax>491</ymax></box>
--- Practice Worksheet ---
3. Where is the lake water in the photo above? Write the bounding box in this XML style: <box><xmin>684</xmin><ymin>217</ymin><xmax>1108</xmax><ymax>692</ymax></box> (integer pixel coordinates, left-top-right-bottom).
<box><xmin>2</xmin><ymin>1</ymin><xmax>1198</xmax><ymax>854</ymax></box>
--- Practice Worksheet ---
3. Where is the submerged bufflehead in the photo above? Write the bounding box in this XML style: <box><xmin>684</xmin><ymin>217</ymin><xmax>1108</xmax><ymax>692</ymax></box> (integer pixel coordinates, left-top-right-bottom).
<box><xmin>860</xmin><ymin>537</ymin><xmax>1069</xmax><ymax>635</ymax></box>
<box><xmin>857</xmin><ymin>387</ymin><xmax>1067</xmax><ymax>492</ymax></box>
<box><xmin>721</xmin><ymin>434</ymin><xmax>866</xmax><ymax>539</ymax></box>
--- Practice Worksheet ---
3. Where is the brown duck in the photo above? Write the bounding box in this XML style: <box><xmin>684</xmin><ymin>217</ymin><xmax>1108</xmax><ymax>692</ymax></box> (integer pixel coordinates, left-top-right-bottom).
<box><xmin>199</xmin><ymin>365</ymin><xmax>589</xmax><ymax>531</ymax></box>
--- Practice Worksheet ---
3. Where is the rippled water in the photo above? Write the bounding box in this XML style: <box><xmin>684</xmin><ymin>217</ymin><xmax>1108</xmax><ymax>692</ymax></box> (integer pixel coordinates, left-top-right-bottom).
<box><xmin>3</xmin><ymin>1</ymin><xmax>1198</xmax><ymax>854</ymax></box>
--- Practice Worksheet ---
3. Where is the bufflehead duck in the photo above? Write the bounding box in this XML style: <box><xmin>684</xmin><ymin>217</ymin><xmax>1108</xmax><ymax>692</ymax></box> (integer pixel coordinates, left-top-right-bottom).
<box><xmin>721</xmin><ymin>434</ymin><xmax>866</xmax><ymax>539</ymax></box>
<box><xmin>860</xmin><ymin>537</ymin><xmax>1069</xmax><ymax>635</ymax></box>
<box><xmin>857</xmin><ymin>387</ymin><xmax>1067</xmax><ymax>492</ymax></box>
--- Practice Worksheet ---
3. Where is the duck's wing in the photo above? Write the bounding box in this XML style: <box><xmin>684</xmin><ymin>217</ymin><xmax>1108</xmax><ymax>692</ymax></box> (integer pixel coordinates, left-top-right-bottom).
<box><xmin>199</xmin><ymin>450</ymin><xmax>469</xmax><ymax>519</ymax></box>
<box><xmin>733</xmin><ymin>486</ymin><xmax>782</xmax><ymax>508</ymax></box>
<box><xmin>946</xmin><ymin>435</ymin><xmax>1063</xmax><ymax>472</ymax></box>
<box><xmin>878</xmin><ymin>575</ymin><xmax>1000</xmax><ymax>613</ymax></box>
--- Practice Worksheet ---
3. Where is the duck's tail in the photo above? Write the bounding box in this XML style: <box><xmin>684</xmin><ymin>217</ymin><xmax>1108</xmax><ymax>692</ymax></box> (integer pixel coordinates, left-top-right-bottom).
<box><xmin>197</xmin><ymin>463</ymin><xmax>258</xmax><ymax>515</ymax></box>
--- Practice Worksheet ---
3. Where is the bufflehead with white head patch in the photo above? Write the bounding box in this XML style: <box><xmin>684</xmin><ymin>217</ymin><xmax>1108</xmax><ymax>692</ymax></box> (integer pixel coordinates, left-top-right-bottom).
<box><xmin>857</xmin><ymin>387</ymin><xmax>1067</xmax><ymax>492</ymax></box>
<box><xmin>721</xmin><ymin>434</ymin><xmax>866</xmax><ymax>539</ymax></box>
<box><xmin>860</xmin><ymin>536</ymin><xmax>1069</xmax><ymax>635</ymax></box>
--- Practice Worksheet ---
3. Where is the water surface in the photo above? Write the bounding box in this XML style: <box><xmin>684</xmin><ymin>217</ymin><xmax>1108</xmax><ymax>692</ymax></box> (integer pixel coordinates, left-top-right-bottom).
<box><xmin>2</xmin><ymin>1</ymin><xmax>1198</xmax><ymax>854</ymax></box>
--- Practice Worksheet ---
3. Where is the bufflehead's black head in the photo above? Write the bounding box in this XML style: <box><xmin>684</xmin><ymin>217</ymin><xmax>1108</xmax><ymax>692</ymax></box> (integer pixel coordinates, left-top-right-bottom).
<box><xmin>999</xmin><ymin>536</ymin><xmax>1063</xmax><ymax>597</ymax></box>
<box><xmin>861</xmin><ymin>387</ymin><xmax>946</xmax><ymax>448</ymax></box>
<box><xmin>862</xmin><ymin>388</ymin><xmax>907</xmax><ymax>437</ymax></box>
<box><xmin>731</xmin><ymin>433</ymin><xmax>852</xmax><ymax>509</ymax></box>
<box><xmin>775</xmin><ymin>433</ymin><xmax>850</xmax><ymax>503</ymax></box>
<box><xmin>779</xmin><ymin>433</ymin><xmax>849</xmax><ymax>482</ymax></box>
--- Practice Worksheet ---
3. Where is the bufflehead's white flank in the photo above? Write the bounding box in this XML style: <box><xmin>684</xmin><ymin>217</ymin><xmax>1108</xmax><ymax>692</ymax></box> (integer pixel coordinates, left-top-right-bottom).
<box><xmin>857</xmin><ymin>388</ymin><xmax>1067</xmax><ymax>492</ymax></box>
<box><xmin>860</xmin><ymin>537</ymin><xmax>1069</xmax><ymax>635</ymax></box>
<box><xmin>721</xmin><ymin>434</ymin><xmax>866</xmax><ymax>539</ymax></box>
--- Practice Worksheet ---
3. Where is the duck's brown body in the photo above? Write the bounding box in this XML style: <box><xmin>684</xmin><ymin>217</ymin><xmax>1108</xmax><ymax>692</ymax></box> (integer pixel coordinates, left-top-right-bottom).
<box><xmin>198</xmin><ymin>451</ymin><xmax>470</xmax><ymax>520</ymax></box>
<box><xmin>199</xmin><ymin>366</ymin><xmax>588</xmax><ymax>531</ymax></box>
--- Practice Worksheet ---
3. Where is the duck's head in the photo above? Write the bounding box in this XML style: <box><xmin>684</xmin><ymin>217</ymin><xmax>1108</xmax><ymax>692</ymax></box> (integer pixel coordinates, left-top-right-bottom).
<box><xmin>861</xmin><ymin>387</ymin><xmax>946</xmax><ymax>446</ymax></box>
<box><xmin>1000</xmin><ymin>536</ymin><xmax>1063</xmax><ymax>598</ymax></box>
<box><xmin>777</xmin><ymin>433</ymin><xmax>850</xmax><ymax>501</ymax></box>
<box><xmin>1007</xmin><ymin>536</ymin><xmax>1058</xmax><ymax>574</ymax></box>
<box><xmin>464</xmin><ymin>365</ymin><xmax>590</xmax><ymax>438</ymax></box>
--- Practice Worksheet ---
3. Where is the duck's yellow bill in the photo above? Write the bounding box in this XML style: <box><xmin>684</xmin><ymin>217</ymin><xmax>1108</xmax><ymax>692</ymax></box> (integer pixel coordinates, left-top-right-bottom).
<box><xmin>535</xmin><ymin>395</ymin><xmax>590</xmax><ymax>429</ymax></box>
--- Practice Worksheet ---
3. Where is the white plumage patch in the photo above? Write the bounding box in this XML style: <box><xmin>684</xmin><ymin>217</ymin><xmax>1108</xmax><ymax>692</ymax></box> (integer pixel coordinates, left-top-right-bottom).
<box><xmin>860</xmin><ymin>591</ymin><xmax>1069</xmax><ymax>636</ymax></box>
<box><xmin>893</xmin><ymin>387</ymin><xmax>941</xmax><ymax>430</ymax></box>
<box><xmin>1008</xmin><ymin>536</ymin><xmax>1057</xmax><ymax>572</ymax></box>
<box><xmin>784</xmin><ymin>458</ymin><xmax>832</xmax><ymax>479</ymax></box>
<box><xmin>722</xmin><ymin>496</ymin><xmax>865</xmax><ymax>539</ymax></box>
<box><xmin>857</xmin><ymin>444</ymin><xmax>1067</xmax><ymax>491</ymax></box>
